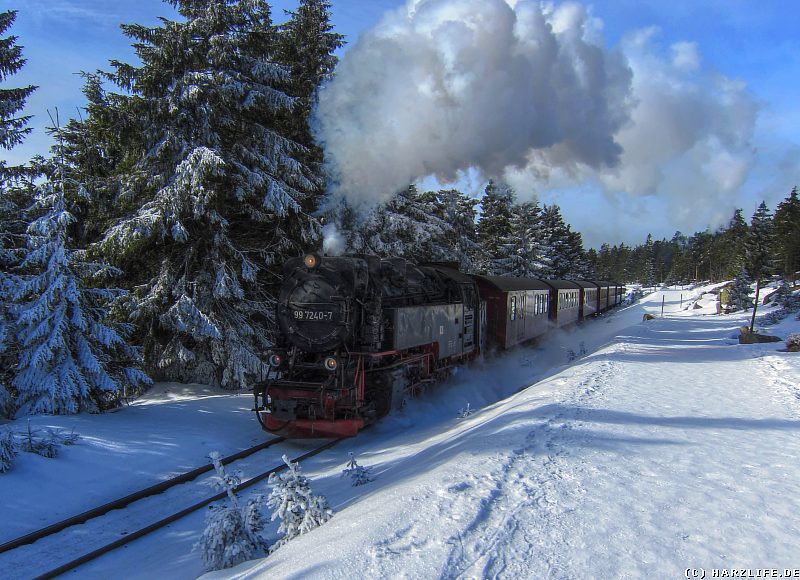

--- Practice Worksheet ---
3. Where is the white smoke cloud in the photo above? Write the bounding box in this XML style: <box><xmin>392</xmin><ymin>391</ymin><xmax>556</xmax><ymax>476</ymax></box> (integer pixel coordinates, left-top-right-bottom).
<box><xmin>322</xmin><ymin>223</ymin><xmax>346</xmax><ymax>256</ymax></box>
<box><xmin>314</xmin><ymin>0</ymin><xmax>633</xmax><ymax>205</ymax></box>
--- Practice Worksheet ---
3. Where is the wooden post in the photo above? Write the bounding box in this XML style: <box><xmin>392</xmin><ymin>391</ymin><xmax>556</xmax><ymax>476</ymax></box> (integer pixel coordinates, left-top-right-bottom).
<box><xmin>661</xmin><ymin>295</ymin><xmax>665</xmax><ymax>317</ymax></box>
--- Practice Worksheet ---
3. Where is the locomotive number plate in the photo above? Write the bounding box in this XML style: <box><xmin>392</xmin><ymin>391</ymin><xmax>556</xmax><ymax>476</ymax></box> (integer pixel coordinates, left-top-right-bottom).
<box><xmin>293</xmin><ymin>310</ymin><xmax>334</xmax><ymax>321</ymax></box>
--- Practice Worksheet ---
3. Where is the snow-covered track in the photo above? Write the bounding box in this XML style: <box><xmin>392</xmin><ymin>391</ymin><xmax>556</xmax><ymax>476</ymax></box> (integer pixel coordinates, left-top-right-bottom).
<box><xmin>24</xmin><ymin>438</ymin><xmax>341</xmax><ymax>580</ymax></box>
<box><xmin>0</xmin><ymin>437</ymin><xmax>286</xmax><ymax>556</ymax></box>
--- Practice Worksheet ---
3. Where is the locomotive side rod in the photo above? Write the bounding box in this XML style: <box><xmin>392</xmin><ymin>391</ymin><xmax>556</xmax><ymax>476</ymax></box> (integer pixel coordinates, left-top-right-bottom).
<box><xmin>32</xmin><ymin>438</ymin><xmax>342</xmax><ymax>580</ymax></box>
<box><xmin>0</xmin><ymin>437</ymin><xmax>285</xmax><ymax>554</ymax></box>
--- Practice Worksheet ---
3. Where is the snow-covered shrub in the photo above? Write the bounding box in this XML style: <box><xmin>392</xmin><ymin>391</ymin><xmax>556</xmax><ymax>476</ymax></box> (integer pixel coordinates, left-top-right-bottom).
<box><xmin>341</xmin><ymin>453</ymin><xmax>374</xmax><ymax>487</ymax></box>
<box><xmin>15</xmin><ymin>423</ymin><xmax>80</xmax><ymax>459</ymax></box>
<box><xmin>458</xmin><ymin>403</ymin><xmax>475</xmax><ymax>419</ymax></box>
<box><xmin>786</xmin><ymin>334</ymin><xmax>800</xmax><ymax>352</ymax></box>
<box><xmin>0</xmin><ymin>429</ymin><xmax>16</xmax><ymax>473</ymax></box>
<box><xmin>267</xmin><ymin>455</ymin><xmax>333</xmax><ymax>551</ymax></box>
<box><xmin>196</xmin><ymin>452</ymin><xmax>266</xmax><ymax>571</ymax></box>
<box><xmin>762</xmin><ymin>288</ymin><xmax>800</xmax><ymax>325</ymax></box>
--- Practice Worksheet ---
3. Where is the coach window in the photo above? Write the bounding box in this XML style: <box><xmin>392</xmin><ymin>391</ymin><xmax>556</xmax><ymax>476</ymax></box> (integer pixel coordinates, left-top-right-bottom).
<box><xmin>510</xmin><ymin>296</ymin><xmax>517</xmax><ymax>321</ymax></box>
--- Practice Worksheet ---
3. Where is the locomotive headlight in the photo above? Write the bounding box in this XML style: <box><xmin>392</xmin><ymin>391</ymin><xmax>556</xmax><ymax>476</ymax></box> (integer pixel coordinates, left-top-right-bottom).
<box><xmin>303</xmin><ymin>253</ymin><xmax>320</xmax><ymax>269</ymax></box>
<box><xmin>268</xmin><ymin>353</ymin><xmax>284</xmax><ymax>368</ymax></box>
<box><xmin>323</xmin><ymin>356</ymin><xmax>338</xmax><ymax>372</ymax></box>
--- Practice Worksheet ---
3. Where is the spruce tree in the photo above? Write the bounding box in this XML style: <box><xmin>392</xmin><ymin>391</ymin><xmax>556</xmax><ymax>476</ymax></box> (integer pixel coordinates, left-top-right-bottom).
<box><xmin>344</xmin><ymin>185</ymin><xmax>452</xmax><ymax>260</ymax></box>
<box><xmin>774</xmin><ymin>186</ymin><xmax>800</xmax><ymax>283</ymax></box>
<box><xmin>565</xmin><ymin>227</ymin><xmax>590</xmax><ymax>279</ymax></box>
<box><xmin>728</xmin><ymin>268</ymin><xmax>754</xmax><ymax>312</ymax></box>
<box><xmin>0</xmin><ymin>10</ymin><xmax>36</xmax><ymax>181</ymax></box>
<box><xmin>1</xmin><ymin>10</ymin><xmax>37</xmax><ymax>413</ymax></box>
<box><xmin>433</xmin><ymin>189</ymin><xmax>480</xmax><ymax>271</ymax></box>
<box><xmin>98</xmin><ymin>0</ymin><xmax>320</xmax><ymax>388</ymax></box>
<box><xmin>510</xmin><ymin>200</ymin><xmax>546</xmax><ymax>278</ymax></box>
<box><xmin>12</xmin><ymin>144</ymin><xmax>151</xmax><ymax>416</ymax></box>
<box><xmin>719</xmin><ymin>208</ymin><xmax>748</xmax><ymax>280</ymax></box>
<box><xmin>539</xmin><ymin>204</ymin><xmax>572</xmax><ymax>279</ymax></box>
<box><xmin>746</xmin><ymin>201</ymin><xmax>774</xmax><ymax>333</ymax></box>
<box><xmin>278</xmin><ymin>0</ymin><xmax>343</xmax><ymax>164</ymax></box>
<box><xmin>476</xmin><ymin>180</ymin><xmax>515</xmax><ymax>275</ymax></box>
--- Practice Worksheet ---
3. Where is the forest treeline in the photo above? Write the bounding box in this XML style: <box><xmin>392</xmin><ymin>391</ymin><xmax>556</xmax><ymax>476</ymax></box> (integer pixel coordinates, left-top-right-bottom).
<box><xmin>1</xmin><ymin>2</ymin><xmax>798</xmax><ymax>417</ymax></box>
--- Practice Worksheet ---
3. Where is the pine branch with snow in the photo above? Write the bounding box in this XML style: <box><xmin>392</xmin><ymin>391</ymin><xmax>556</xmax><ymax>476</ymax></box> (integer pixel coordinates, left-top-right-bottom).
<box><xmin>267</xmin><ymin>454</ymin><xmax>333</xmax><ymax>551</ymax></box>
<box><xmin>341</xmin><ymin>452</ymin><xmax>374</xmax><ymax>486</ymax></box>
<box><xmin>196</xmin><ymin>451</ymin><xmax>267</xmax><ymax>571</ymax></box>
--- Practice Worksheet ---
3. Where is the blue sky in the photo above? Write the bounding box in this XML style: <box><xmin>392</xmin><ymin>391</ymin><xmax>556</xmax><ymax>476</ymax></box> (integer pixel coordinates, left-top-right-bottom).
<box><xmin>5</xmin><ymin>0</ymin><xmax>800</xmax><ymax>248</ymax></box>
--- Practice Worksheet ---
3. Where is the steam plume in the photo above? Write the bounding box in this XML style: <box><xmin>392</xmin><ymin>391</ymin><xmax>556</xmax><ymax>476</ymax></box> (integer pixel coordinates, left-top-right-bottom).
<box><xmin>314</xmin><ymin>0</ymin><xmax>632</xmax><ymax>205</ymax></box>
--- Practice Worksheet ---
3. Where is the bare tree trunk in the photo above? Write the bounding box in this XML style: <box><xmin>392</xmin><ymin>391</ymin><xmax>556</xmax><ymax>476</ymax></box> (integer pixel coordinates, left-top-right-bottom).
<box><xmin>749</xmin><ymin>278</ymin><xmax>761</xmax><ymax>334</ymax></box>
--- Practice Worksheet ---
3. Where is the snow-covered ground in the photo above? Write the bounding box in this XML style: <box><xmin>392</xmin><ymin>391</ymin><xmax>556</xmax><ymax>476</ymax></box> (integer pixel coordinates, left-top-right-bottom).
<box><xmin>1</xmin><ymin>285</ymin><xmax>799</xmax><ymax>579</ymax></box>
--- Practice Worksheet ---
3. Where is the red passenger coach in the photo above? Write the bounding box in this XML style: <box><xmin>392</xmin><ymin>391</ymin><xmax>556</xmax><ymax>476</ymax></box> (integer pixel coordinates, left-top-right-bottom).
<box><xmin>574</xmin><ymin>280</ymin><xmax>600</xmax><ymax>319</ymax></box>
<box><xmin>472</xmin><ymin>275</ymin><xmax>552</xmax><ymax>350</ymax></box>
<box><xmin>543</xmin><ymin>280</ymin><xmax>582</xmax><ymax>328</ymax></box>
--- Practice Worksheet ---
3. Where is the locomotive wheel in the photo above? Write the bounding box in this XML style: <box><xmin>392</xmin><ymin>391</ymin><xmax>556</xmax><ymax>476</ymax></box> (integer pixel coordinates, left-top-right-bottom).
<box><xmin>365</xmin><ymin>371</ymin><xmax>393</xmax><ymax>419</ymax></box>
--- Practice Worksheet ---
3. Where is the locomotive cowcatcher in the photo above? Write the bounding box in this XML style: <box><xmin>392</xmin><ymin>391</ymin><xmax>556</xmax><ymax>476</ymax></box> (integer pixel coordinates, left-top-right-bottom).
<box><xmin>253</xmin><ymin>254</ymin><xmax>481</xmax><ymax>438</ymax></box>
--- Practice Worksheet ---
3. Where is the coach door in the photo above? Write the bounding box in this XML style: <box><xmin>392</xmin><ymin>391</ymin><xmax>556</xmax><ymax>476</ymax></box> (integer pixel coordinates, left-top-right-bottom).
<box><xmin>461</xmin><ymin>284</ymin><xmax>476</xmax><ymax>352</ymax></box>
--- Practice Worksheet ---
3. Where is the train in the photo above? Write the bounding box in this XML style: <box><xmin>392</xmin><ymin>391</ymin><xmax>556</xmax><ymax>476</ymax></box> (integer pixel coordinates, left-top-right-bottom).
<box><xmin>253</xmin><ymin>254</ymin><xmax>624</xmax><ymax>438</ymax></box>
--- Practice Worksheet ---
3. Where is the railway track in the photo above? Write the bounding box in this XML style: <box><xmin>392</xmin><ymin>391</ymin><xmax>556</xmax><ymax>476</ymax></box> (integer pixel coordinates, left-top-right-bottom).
<box><xmin>0</xmin><ymin>437</ymin><xmax>341</xmax><ymax>579</ymax></box>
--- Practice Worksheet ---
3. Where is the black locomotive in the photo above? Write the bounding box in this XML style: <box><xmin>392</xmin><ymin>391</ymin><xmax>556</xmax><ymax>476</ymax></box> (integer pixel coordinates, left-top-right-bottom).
<box><xmin>253</xmin><ymin>254</ymin><xmax>622</xmax><ymax>438</ymax></box>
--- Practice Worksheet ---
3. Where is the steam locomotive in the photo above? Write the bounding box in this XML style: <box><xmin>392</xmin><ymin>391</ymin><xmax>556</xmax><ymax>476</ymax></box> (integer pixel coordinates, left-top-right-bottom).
<box><xmin>253</xmin><ymin>253</ymin><xmax>622</xmax><ymax>438</ymax></box>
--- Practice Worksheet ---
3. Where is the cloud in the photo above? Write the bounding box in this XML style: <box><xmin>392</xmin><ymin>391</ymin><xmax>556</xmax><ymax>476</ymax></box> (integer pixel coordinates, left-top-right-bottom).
<box><xmin>504</xmin><ymin>23</ymin><xmax>759</xmax><ymax>242</ymax></box>
<box><xmin>314</xmin><ymin>0</ymin><xmax>633</xmax><ymax>205</ymax></box>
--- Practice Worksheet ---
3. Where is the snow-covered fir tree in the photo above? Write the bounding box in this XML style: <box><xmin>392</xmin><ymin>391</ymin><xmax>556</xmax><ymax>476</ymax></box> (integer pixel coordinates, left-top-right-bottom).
<box><xmin>1</xmin><ymin>10</ymin><xmax>38</xmax><ymax>413</ymax></box>
<box><xmin>196</xmin><ymin>451</ymin><xmax>267</xmax><ymax>571</ymax></box>
<box><xmin>341</xmin><ymin>185</ymin><xmax>454</xmax><ymax>260</ymax></box>
<box><xmin>341</xmin><ymin>452</ymin><xmax>374</xmax><ymax>487</ymax></box>
<box><xmin>50</xmin><ymin>73</ymin><xmax>128</xmax><ymax>248</ymax></box>
<box><xmin>0</xmin><ymin>10</ymin><xmax>36</xmax><ymax>182</ymax></box>
<box><xmin>538</xmin><ymin>204</ymin><xmax>573</xmax><ymax>279</ymax></box>
<box><xmin>476</xmin><ymin>180</ymin><xmax>515</xmax><ymax>275</ymax></box>
<box><xmin>11</xmin><ymin>140</ymin><xmax>150</xmax><ymax>416</ymax></box>
<box><xmin>565</xmin><ymin>228</ymin><xmax>591</xmax><ymax>278</ymax></box>
<box><xmin>719</xmin><ymin>208</ymin><xmax>748</xmax><ymax>280</ymax></box>
<box><xmin>774</xmin><ymin>186</ymin><xmax>800</xmax><ymax>283</ymax></box>
<box><xmin>642</xmin><ymin>234</ymin><xmax>657</xmax><ymax>286</ymax></box>
<box><xmin>267</xmin><ymin>454</ymin><xmax>333</xmax><ymax>551</ymax></box>
<box><xmin>728</xmin><ymin>268</ymin><xmax>754</xmax><ymax>312</ymax></box>
<box><xmin>433</xmin><ymin>189</ymin><xmax>480</xmax><ymax>272</ymax></box>
<box><xmin>97</xmin><ymin>0</ymin><xmax>321</xmax><ymax>388</ymax></box>
<box><xmin>746</xmin><ymin>201</ymin><xmax>774</xmax><ymax>332</ymax></box>
<box><xmin>278</xmin><ymin>0</ymin><xmax>344</xmax><ymax>178</ymax></box>
<box><xmin>509</xmin><ymin>200</ymin><xmax>546</xmax><ymax>278</ymax></box>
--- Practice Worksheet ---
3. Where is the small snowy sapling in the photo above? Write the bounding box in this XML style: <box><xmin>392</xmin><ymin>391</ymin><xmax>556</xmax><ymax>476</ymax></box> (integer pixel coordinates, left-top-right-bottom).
<box><xmin>341</xmin><ymin>452</ymin><xmax>374</xmax><ymax>486</ymax></box>
<box><xmin>267</xmin><ymin>454</ymin><xmax>333</xmax><ymax>551</ymax></box>
<box><xmin>195</xmin><ymin>451</ymin><xmax>267</xmax><ymax>571</ymax></box>
<box><xmin>458</xmin><ymin>403</ymin><xmax>475</xmax><ymax>419</ymax></box>
<box><xmin>0</xmin><ymin>429</ymin><xmax>16</xmax><ymax>473</ymax></box>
